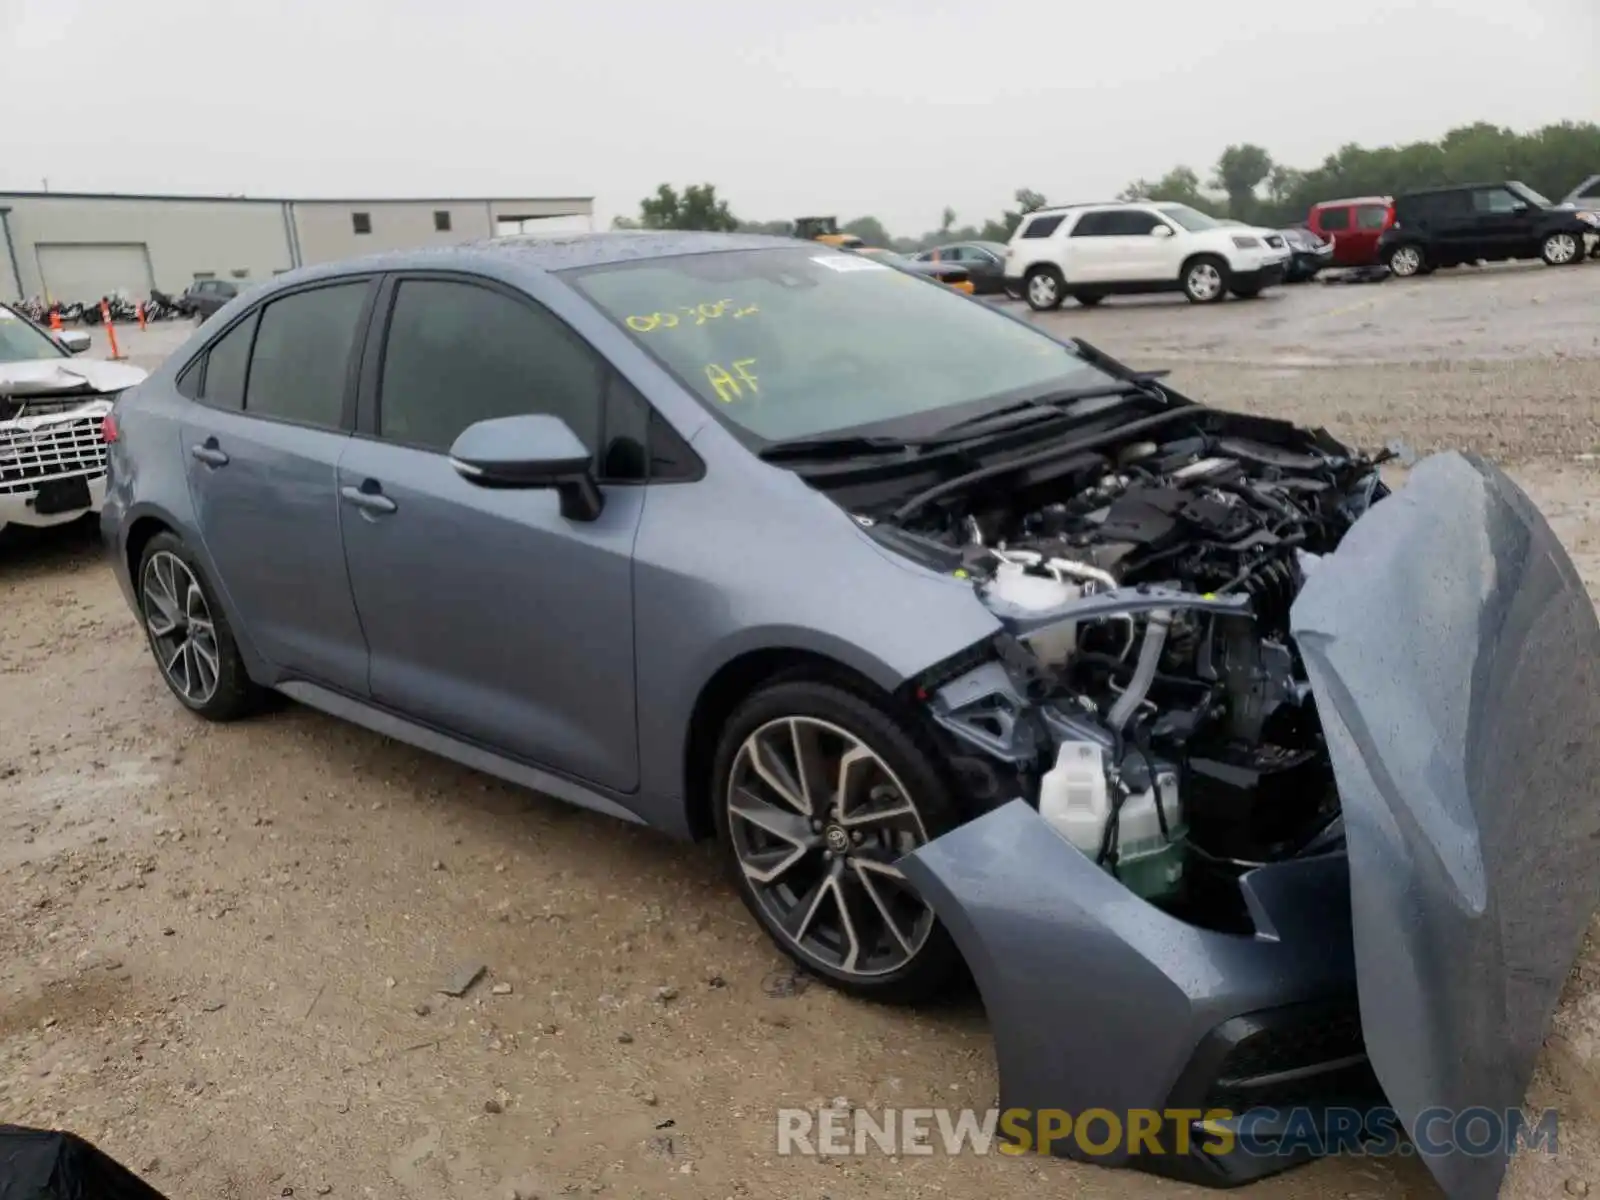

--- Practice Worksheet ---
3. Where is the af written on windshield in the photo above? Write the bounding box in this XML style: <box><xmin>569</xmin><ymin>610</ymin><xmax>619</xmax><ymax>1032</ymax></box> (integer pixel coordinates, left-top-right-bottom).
<box><xmin>568</xmin><ymin>247</ymin><xmax>1107</xmax><ymax>441</ymax></box>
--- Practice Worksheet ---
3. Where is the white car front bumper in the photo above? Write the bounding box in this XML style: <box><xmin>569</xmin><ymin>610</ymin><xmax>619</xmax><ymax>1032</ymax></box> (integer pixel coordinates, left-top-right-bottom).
<box><xmin>0</xmin><ymin>399</ymin><xmax>113</xmax><ymax>532</ymax></box>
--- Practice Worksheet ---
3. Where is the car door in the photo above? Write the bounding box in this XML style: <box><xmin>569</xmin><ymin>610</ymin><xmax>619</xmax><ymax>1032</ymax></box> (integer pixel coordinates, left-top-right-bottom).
<box><xmin>1101</xmin><ymin>209</ymin><xmax>1173</xmax><ymax>281</ymax></box>
<box><xmin>1349</xmin><ymin>203</ymin><xmax>1389</xmax><ymax>265</ymax></box>
<box><xmin>179</xmin><ymin>278</ymin><xmax>376</xmax><ymax>695</ymax></box>
<box><xmin>1315</xmin><ymin>206</ymin><xmax>1355</xmax><ymax>264</ymax></box>
<box><xmin>957</xmin><ymin>244</ymin><xmax>1005</xmax><ymax>289</ymax></box>
<box><xmin>1062</xmin><ymin>211</ymin><xmax>1116</xmax><ymax>281</ymax></box>
<box><xmin>336</xmin><ymin>273</ymin><xmax>644</xmax><ymax>792</ymax></box>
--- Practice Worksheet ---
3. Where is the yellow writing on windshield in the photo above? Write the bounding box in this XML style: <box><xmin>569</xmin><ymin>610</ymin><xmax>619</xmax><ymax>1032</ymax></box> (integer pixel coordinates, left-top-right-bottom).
<box><xmin>706</xmin><ymin>358</ymin><xmax>759</xmax><ymax>403</ymax></box>
<box><xmin>626</xmin><ymin>300</ymin><xmax>758</xmax><ymax>333</ymax></box>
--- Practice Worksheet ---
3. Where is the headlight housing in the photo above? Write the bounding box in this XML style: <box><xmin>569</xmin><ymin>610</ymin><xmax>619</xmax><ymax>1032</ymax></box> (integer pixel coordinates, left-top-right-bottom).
<box><xmin>1230</xmin><ymin>235</ymin><xmax>1260</xmax><ymax>250</ymax></box>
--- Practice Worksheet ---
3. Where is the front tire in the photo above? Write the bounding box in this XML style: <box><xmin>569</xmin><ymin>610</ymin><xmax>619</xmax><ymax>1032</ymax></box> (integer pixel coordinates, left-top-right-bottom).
<box><xmin>711</xmin><ymin>678</ymin><xmax>966</xmax><ymax>1003</ymax></box>
<box><xmin>1024</xmin><ymin>266</ymin><xmax>1065</xmax><ymax>311</ymax></box>
<box><xmin>1073</xmin><ymin>292</ymin><xmax>1105</xmax><ymax>307</ymax></box>
<box><xmin>137</xmin><ymin>533</ymin><xmax>262</xmax><ymax>721</ymax></box>
<box><xmin>1230</xmin><ymin>284</ymin><xmax>1263</xmax><ymax>299</ymax></box>
<box><xmin>1542</xmin><ymin>231</ymin><xmax>1581</xmax><ymax>266</ymax></box>
<box><xmin>1182</xmin><ymin>256</ymin><xmax>1228</xmax><ymax>304</ymax></box>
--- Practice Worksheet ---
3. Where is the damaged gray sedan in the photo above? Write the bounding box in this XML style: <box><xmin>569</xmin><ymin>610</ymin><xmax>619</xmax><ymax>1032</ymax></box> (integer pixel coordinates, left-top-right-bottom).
<box><xmin>102</xmin><ymin>234</ymin><xmax>1600</xmax><ymax>1200</ymax></box>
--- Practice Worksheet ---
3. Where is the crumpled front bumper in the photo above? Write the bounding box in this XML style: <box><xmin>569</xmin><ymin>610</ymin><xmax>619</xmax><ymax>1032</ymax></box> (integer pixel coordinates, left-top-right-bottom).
<box><xmin>900</xmin><ymin>451</ymin><xmax>1600</xmax><ymax>1197</ymax></box>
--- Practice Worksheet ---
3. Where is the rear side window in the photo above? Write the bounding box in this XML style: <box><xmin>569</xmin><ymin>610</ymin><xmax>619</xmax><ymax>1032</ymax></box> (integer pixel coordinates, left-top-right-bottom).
<box><xmin>244</xmin><ymin>283</ymin><xmax>369</xmax><ymax>430</ymax></box>
<box><xmin>198</xmin><ymin>313</ymin><xmax>257</xmax><ymax>410</ymax></box>
<box><xmin>377</xmin><ymin>279</ymin><xmax>604</xmax><ymax>455</ymax></box>
<box><xmin>1018</xmin><ymin>214</ymin><xmax>1065</xmax><ymax>239</ymax></box>
<box><xmin>1317</xmin><ymin>207</ymin><xmax>1351</xmax><ymax>231</ymax></box>
<box><xmin>1355</xmin><ymin>205</ymin><xmax>1388</xmax><ymax>230</ymax></box>
<box><xmin>1070</xmin><ymin>212</ymin><xmax>1111</xmax><ymax>237</ymax></box>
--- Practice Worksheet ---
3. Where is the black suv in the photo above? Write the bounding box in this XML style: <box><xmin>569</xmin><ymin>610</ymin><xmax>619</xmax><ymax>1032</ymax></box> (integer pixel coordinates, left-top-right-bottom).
<box><xmin>1376</xmin><ymin>181</ymin><xmax>1598</xmax><ymax>277</ymax></box>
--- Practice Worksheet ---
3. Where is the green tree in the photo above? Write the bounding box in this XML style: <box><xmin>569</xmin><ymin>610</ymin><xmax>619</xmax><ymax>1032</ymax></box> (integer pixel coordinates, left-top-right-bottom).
<box><xmin>1211</xmin><ymin>144</ymin><xmax>1275</xmax><ymax>220</ymax></box>
<box><xmin>633</xmin><ymin>183</ymin><xmax>739</xmax><ymax>231</ymax></box>
<box><xmin>841</xmin><ymin>216</ymin><xmax>893</xmax><ymax>246</ymax></box>
<box><xmin>1118</xmin><ymin>166</ymin><xmax>1221</xmax><ymax>215</ymax></box>
<box><xmin>1125</xmin><ymin>121</ymin><xmax>1600</xmax><ymax>229</ymax></box>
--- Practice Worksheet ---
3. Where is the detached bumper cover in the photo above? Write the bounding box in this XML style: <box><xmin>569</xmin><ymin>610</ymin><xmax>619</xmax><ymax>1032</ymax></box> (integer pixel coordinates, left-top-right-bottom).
<box><xmin>901</xmin><ymin>452</ymin><xmax>1600</xmax><ymax>1198</ymax></box>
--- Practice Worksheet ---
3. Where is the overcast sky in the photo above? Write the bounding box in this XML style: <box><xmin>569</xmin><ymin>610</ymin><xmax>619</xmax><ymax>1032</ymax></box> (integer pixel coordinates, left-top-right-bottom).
<box><xmin>5</xmin><ymin>0</ymin><xmax>1597</xmax><ymax>235</ymax></box>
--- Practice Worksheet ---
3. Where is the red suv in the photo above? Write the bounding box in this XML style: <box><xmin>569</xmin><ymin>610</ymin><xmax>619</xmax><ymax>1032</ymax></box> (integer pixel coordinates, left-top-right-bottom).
<box><xmin>1307</xmin><ymin>197</ymin><xmax>1393</xmax><ymax>267</ymax></box>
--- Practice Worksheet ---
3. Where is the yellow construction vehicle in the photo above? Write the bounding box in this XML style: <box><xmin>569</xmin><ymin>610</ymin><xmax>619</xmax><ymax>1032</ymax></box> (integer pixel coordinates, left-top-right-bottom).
<box><xmin>793</xmin><ymin>216</ymin><xmax>864</xmax><ymax>249</ymax></box>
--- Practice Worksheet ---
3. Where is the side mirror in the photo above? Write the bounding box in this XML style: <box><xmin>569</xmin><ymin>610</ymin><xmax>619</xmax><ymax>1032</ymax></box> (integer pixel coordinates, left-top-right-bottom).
<box><xmin>449</xmin><ymin>413</ymin><xmax>603</xmax><ymax>521</ymax></box>
<box><xmin>1511</xmin><ymin>202</ymin><xmax>1530</xmax><ymax>214</ymax></box>
<box><xmin>56</xmin><ymin>330</ymin><xmax>91</xmax><ymax>354</ymax></box>
<box><xmin>1150</xmin><ymin>225</ymin><xmax>1174</xmax><ymax>238</ymax></box>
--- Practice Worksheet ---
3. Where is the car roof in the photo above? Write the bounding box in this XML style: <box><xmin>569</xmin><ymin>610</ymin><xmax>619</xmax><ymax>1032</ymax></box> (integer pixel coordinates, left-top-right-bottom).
<box><xmin>1397</xmin><ymin>182</ymin><xmax>1519</xmax><ymax>197</ymax></box>
<box><xmin>278</xmin><ymin>231</ymin><xmax>806</xmax><ymax>287</ymax></box>
<box><xmin>1313</xmin><ymin>196</ymin><xmax>1390</xmax><ymax>207</ymax></box>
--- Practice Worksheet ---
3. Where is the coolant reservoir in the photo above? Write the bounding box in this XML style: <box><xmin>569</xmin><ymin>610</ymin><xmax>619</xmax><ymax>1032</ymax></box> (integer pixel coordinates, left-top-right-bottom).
<box><xmin>986</xmin><ymin>563</ymin><xmax>1079</xmax><ymax>666</ymax></box>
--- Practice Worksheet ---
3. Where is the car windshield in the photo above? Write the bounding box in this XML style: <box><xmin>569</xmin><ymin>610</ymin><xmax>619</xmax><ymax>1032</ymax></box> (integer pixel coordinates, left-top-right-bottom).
<box><xmin>0</xmin><ymin>305</ymin><xmax>67</xmax><ymax>364</ymax></box>
<box><xmin>1156</xmin><ymin>204</ymin><xmax>1221</xmax><ymax>232</ymax></box>
<box><xmin>566</xmin><ymin>246</ymin><xmax>1116</xmax><ymax>442</ymax></box>
<box><xmin>1510</xmin><ymin>182</ymin><xmax>1555</xmax><ymax>207</ymax></box>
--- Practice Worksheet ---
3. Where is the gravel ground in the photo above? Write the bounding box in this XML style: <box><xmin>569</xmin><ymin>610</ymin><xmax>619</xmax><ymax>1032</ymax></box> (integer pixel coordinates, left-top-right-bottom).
<box><xmin>4</xmin><ymin>263</ymin><xmax>1600</xmax><ymax>1199</ymax></box>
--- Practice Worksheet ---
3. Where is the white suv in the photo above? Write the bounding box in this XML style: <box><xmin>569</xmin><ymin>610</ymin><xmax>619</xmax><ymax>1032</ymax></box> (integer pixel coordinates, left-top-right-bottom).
<box><xmin>1004</xmin><ymin>201</ymin><xmax>1292</xmax><ymax>310</ymax></box>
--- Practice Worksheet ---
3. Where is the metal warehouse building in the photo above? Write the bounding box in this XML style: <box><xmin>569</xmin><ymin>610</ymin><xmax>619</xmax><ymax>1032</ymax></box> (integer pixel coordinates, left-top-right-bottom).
<box><xmin>0</xmin><ymin>191</ymin><xmax>595</xmax><ymax>304</ymax></box>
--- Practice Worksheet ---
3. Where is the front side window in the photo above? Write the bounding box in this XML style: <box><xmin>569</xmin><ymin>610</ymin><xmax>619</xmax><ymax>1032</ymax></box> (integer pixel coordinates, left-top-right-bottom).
<box><xmin>1473</xmin><ymin>188</ymin><xmax>1522</xmax><ymax>214</ymax></box>
<box><xmin>565</xmin><ymin>246</ymin><xmax>1118</xmax><ymax>443</ymax></box>
<box><xmin>0</xmin><ymin>304</ymin><xmax>67</xmax><ymax>363</ymax></box>
<box><xmin>377</xmin><ymin>279</ymin><xmax>604</xmax><ymax>455</ymax></box>
<box><xmin>1155</xmin><ymin>204</ymin><xmax>1221</xmax><ymax>232</ymax></box>
<box><xmin>1105</xmin><ymin>210</ymin><xmax>1163</xmax><ymax>236</ymax></box>
<box><xmin>244</xmin><ymin>283</ymin><xmax>368</xmax><ymax>429</ymax></box>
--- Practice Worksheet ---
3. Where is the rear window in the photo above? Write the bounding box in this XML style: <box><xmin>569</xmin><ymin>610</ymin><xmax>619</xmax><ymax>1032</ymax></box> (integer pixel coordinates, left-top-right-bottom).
<box><xmin>1317</xmin><ymin>207</ymin><xmax>1351</xmax><ymax>231</ymax></box>
<box><xmin>1018</xmin><ymin>214</ymin><xmax>1066</xmax><ymax>239</ymax></box>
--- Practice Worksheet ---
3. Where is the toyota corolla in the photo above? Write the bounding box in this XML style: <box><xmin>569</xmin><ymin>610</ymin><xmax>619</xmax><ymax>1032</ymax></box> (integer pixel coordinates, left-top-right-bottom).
<box><xmin>101</xmin><ymin>233</ymin><xmax>1600</xmax><ymax>1199</ymax></box>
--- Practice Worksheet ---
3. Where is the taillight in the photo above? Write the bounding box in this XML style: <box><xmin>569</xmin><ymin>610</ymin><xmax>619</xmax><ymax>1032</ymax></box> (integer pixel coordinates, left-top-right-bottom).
<box><xmin>102</xmin><ymin>413</ymin><xmax>119</xmax><ymax>443</ymax></box>
<box><xmin>1384</xmin><ymin>204</ymin><xmax>1397</xmax><ymax>228</ymax></box>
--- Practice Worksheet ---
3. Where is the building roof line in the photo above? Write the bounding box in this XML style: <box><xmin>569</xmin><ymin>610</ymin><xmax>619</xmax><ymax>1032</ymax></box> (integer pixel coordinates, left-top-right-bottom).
<box><xmin>0</xmin><ymin>191</ymin><xmax>594</xmax><ymax>206</ymax></box>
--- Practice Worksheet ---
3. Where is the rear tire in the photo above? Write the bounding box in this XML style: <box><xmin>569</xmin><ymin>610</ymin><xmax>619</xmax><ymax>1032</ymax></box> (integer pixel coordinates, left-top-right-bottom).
<box><xmin>137</xmin><ymin>533</ymin><xmax>263</xmax><ymax>722</ymax></box>
<box><xmin>1230</xmin><ymin>285</ymin><xmax>1263</xmax><ymax>299</ymax></box>
<box><xmin>1181</xmin><ymin>256</ymin><xmax>1228</xmax><ymax>304</ymax></box>
<box><xmin>1387</xmin><ymin>243</ymin><xmax>1425</xmax><ymax>278</ymax></box>
<box><xmin>711</xmin><ymin>677</ymin><xmax>967</xmax><ymax>1004</ymax></box>
<box><xmin>1024</xmin><ymin>266</ymin><xmax>1065</xmax><ymax>311</ymax></box>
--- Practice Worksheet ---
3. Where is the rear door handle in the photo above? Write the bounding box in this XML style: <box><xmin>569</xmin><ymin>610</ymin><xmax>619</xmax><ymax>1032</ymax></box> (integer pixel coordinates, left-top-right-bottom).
<box><xmin>190</xmin><ymin>442</ymin><xmax>229</xmax><ymax>467</ymax></box>
<box><xmin>340</xmin><ymin>483</ymin><xmax>397</xmax><ymax>515</ymax></box>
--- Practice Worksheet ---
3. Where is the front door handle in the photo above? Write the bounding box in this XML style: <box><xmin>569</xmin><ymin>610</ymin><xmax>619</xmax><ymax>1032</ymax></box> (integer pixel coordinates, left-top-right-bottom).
<box><xmin>190</xmin><ymin>441</ymin><xmax>229</xmax><ymax>467</ymax></box>
<box><xmin>340</xmin><ymin>482</ymin><xmax>398</xmax><ymax>515</ymax></box>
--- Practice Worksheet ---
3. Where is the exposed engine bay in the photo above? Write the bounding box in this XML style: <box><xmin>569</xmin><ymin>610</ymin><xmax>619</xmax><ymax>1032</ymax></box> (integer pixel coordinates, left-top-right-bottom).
<box><xmin>871</xmin><ymin>417</ymin><xmax>1388</xmax><ymax>930</ymax></box>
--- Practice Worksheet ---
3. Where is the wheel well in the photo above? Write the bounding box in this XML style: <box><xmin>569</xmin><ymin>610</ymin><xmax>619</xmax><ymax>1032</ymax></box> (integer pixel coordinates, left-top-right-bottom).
<box><xmin>1180</xmin><ymin>251</ymin><xmax>1226</xmax><ymax>278</ymax></box>
<box><xmin>123</xmin><ymin>515</ymin><xmax>173</xmax><ymax>582</ymax></box>
<box><xmin>1024</xmin><ymin>262</ymin><xmax>1062</xmax><ymax>279</ymax></box>
<box><xmin>681</xmin><ymin>648</ymin><xmax>886</xmax><ymax>841</ymax></box>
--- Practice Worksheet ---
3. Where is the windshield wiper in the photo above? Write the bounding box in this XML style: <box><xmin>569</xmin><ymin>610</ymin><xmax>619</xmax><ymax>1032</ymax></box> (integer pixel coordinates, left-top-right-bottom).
<box><xmin>919</xmin><ymin>380</ymin><xmax>1155</xmax><ymax>445</ymax></box>
<box><xmin>757</xmin><ymin>434</ymin><xmax>916</xmax><ymax>463</ymax></box>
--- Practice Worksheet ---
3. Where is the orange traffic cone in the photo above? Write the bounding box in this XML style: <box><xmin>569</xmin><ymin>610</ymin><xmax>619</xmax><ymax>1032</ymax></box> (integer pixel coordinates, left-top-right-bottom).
<box><xmin>136</xmin><ymin>302</ymin><xmax>146</xmax><ymax>330</ymax></box>
<box><xmin>48</xmin><ymin>306</ymin><xmax>62</xmax><ymax>332</ymax></box>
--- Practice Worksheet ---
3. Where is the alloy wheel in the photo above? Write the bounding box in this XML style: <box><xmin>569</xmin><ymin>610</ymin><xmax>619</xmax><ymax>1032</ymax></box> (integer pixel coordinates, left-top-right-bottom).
<box><xmin>1187</xmin><ymin>262</ymin><xmax>1223</xmax><ymax>301</ymax></box>
<box><xmin>1389</xmin><ymin>246</ymin><xmax>1422</xmax><ymax>277</ymax></box>
<box><xmin>726</xmin><ymin>717</ymin><xmax>934</xmax><ymax>978</ymax></box>
<box><xmin>1027</xmin><ymin>272</ymin><xmax>1059</xmax><ymax>308</ymax></box>
<box><xmin>141</xmin><ymin>550</ymin><xmax>221</xmax><ymax>706</ymax></box>
<box><xmin>1544</xmin><ymin>233</ymin><xmax>1578</xmax><ymax>264</ymax></box>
